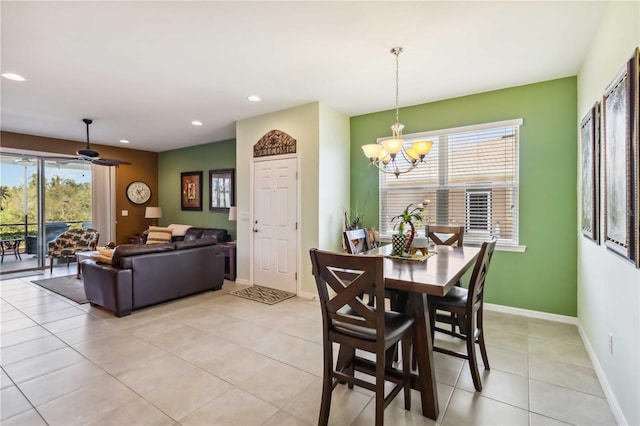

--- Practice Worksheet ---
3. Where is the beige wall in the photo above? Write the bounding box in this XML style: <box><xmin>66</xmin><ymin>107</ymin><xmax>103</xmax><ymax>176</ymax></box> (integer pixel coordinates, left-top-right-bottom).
<box><xmin>576</xmin><ymin>1</ymin><xmax>640</xmax><ymax>424</ymax></box>
<box><xmin>235</xmin><ymin>102</ymin><xmax>349</xmax><ymax>295</ymax></box>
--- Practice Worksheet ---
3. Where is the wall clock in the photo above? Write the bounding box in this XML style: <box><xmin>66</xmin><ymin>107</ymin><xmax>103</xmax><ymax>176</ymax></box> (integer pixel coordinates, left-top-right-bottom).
<box><xmin>126</xmin><ymin>181</ymin><xmax>151</xmax><ymax>205</ymax></box>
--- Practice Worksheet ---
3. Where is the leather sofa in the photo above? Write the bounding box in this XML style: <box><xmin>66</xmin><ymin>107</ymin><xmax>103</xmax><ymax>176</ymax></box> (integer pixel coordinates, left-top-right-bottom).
<box><xmin>176</xmin><ymin>227</ymin><xmax>231</xmax><ymax>243</ymax></box>
<box><xmin>82</xmin><ymin>238</ymin><xmax>225</xmax><ymax>317</ymax></box>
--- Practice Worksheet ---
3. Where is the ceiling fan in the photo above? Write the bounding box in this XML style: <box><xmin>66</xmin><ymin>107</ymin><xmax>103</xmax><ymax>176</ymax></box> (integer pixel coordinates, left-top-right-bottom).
<box><xmin>73</xmin><ymin>118</ymin><xmax>131</xmax><ymax>167</ymax></box>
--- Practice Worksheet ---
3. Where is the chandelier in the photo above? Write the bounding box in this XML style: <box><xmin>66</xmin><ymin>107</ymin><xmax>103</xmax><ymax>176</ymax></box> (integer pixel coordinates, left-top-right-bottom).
<box><xmin>361</xmin><ymin>47</ymin><xmax>434</xmax><ymax>178</ymax></box>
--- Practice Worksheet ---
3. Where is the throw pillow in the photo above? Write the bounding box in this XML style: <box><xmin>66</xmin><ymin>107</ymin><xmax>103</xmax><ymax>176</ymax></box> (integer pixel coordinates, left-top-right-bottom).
<box><xmin>146</xmin><ymin>226</ymin><xmax>173</xmax><ymax>245</ymax></box>
<box><xmin>97</xmin><ymin>247</ymin><xmax>114</xmax><ymax>258</ymax></box>
<box><xmin>91</xmin><ymin>254</ymin><xmax>112</xmax><ymax>264</ymax></box>
<box><xmin>167</xmin><ymin>223</ymin><xmax>193</xmax><ymax>237</ymax></box>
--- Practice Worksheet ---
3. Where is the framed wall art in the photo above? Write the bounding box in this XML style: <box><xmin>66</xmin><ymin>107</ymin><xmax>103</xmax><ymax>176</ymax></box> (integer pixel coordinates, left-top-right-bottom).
<box><xmin>181</xmin><ymin>171</ymin><xmax>203</xmax><ymax>211</ymax></box>
<box><xmin>580</xmin><ymin>102</ymin><xmax>600</xmax><ymax>243</ymax></box>
<box><xmin>602</xmin><ymin>48</ymin><xmax>638</xmax><ymax>266</ymax></box>
<box><xmin>209</xmin><ymin>169</ymin><xmax>234</xmax><ymax>211</ymax></box>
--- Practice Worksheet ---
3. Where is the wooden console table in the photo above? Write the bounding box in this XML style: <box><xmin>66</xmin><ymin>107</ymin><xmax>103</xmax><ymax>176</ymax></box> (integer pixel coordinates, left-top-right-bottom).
<box><xmin>219</xmin><ymin>242</ymin><xmax>236</xmax><ymax>281</ymax></box>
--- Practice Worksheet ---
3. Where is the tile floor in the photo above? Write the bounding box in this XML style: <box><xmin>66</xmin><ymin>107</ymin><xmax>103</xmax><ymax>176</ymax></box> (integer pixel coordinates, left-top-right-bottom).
<box><xmin>0</xmin><ymin>270</ymin><xmax>617</xmax><ymax>425</ymax></box>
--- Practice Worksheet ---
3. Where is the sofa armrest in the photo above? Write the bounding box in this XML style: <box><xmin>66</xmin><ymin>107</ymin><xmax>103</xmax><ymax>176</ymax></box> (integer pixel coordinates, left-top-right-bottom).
<box><xmin>82</xmin><ymin>260</ymin><xmax>133</xmax><ymax>317</ymax></box>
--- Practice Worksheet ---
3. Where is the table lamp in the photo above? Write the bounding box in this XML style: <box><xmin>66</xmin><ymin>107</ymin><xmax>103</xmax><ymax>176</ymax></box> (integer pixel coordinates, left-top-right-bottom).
<box><xmin>228</xmin><ymin>206</ymin><xmax>237</xmax><ymax>221</ymax></box>
<box><xmin>145</xmin><ymin>207</ymin><xmax>163</xmax><ymax>226</ymax></box>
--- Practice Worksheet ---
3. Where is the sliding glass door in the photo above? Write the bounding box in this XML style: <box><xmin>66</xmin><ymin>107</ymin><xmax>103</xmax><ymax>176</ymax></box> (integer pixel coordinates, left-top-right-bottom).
<box><xmin>0</xmin><ymin>153</ymin><xmax>92</xmax><ymax>274</ymax></box>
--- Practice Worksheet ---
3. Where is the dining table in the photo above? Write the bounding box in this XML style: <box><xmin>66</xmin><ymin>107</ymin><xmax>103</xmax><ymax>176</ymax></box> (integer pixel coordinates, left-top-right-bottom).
<box><xmin>338</xmin><ymin>243</ymin><xmax>481</xmax><ymax>420</ymax></box>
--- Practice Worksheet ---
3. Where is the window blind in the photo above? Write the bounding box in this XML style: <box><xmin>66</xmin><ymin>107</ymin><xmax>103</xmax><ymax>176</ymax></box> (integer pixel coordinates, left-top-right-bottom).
<box><xmin>379</xmin><ymin>119</ymin><xmax>521</xmax><ymax>246</ymax></box>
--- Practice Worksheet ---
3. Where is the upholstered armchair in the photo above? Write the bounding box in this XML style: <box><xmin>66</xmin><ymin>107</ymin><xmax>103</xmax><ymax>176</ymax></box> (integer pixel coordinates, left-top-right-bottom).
<box><xmin>48</xmin><ymin>228</ymin><xmax>100</xmax><ymax>272</ymax></box>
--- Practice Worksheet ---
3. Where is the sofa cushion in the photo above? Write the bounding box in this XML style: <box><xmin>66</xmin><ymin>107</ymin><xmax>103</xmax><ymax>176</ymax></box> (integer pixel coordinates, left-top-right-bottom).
<box><xmin>183</xmin><ymin>227</ymin><xmax>229</xmax><ymax>242</ymax></box>
<box><xmin>146</xmin><ymin>226</ymin><xmax>173</xmax><ymax>245</ymax></box>
<box><xmin>91</xmin><ymin>254</ymin><xmax>113</xmax><ymax>264</ymax></box>
<box><xmin>112</xmin><ymin>243</ymin><xmax>175</xmax><ymax>268</ymax></box>
<box><xmin>97</xmin><ymin>247</ymin><xmax>114</xmax><ymax>258</ymax></box>
<box><xmin>175</xmin><ymin>239</ymin><xmax>218</xmax><ymax>250</ymax></box>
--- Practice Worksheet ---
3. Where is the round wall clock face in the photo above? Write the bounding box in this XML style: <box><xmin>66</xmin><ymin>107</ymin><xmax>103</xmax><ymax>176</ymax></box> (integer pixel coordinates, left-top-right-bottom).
<box><xmin>126</xmin><ymin>181</ymin><xmax>151</xmax><ymax>205</ymax></box>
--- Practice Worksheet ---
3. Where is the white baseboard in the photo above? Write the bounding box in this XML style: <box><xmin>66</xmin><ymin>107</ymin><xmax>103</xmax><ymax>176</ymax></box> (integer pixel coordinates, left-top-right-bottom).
<box><xmin>484</xmin><ymin>303</ymin><xmax>578</xmax><ymax>324</ymax></box>
<box><xmin>234</xmin><ymin>278</ymin><xmax>250</xmax><ymax>286</ymax></box>
<box><xmin>484</xmin><ymin>303</ymin><xmax>626</xmax><ymax>425</ymax></box>
<box><xmin>297</xmin><ymin>290</ymin><xmax>318</xmax><ymax>300</ymax></box>
<box><xmin>576</xmin><ymin>323</ymin><xmax>627</xmax><ymax>426</ymax></box>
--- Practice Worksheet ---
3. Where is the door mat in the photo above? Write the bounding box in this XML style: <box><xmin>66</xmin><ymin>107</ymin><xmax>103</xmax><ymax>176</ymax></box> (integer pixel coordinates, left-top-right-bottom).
<box><xmin>230</xmin><ymin>285</ymin><xmax>295</xmax><ymax>305</ymax></box>
<box><xmin>31</xmin><ymin>275</ymin><xmax>88</xmax><ymax>304</ymax></box>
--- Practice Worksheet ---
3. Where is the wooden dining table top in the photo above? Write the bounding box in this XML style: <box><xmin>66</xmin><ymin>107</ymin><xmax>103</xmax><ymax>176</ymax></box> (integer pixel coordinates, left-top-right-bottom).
<box><xmin>365</xmin><ymin>244</ymin><xmax>481</xmax><ymax>296</ymax></box>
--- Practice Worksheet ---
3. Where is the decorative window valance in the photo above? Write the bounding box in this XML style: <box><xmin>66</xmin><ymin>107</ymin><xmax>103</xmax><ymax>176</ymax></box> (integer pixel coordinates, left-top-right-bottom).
<box><xmin>253</xmin><ymin>130</ymin><xmax>296</xmax><ymax>158</ymax></box>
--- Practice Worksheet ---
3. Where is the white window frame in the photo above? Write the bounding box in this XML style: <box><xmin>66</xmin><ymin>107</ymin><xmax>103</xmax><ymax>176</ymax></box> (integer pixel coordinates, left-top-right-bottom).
<box><xmin>378</xmin><ymin>119</ymin><xmax>526</xmax><ymax>252</ymax></box>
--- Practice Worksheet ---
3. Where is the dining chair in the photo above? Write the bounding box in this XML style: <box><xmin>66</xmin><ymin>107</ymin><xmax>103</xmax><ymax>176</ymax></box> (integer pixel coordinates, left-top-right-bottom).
<box><xmin>310</xmin><ymin>248</ymin><xmax>414</xmax><ymax>426</ymax></box>
<box><xmin>427</xmin><ymin>238</ymin><xmax>497</xmax><ymax>391</ymax></box>
<box><xmin>426</xmin><ymin>225</ymin><xmax>465</xmax><ymax>332</ymax></box>
<box><xmin>426</xmin><ymin>225</ymin><xmax>464</xmax><ymax>247</ymax></box>
<box><xmin>343</xmin><ymin>228</ymin><xmax>372</xmax><ymax>255</ymax></box>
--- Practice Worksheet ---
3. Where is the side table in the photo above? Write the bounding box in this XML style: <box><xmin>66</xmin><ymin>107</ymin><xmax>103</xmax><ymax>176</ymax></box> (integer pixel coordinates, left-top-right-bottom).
<box><xmin>76</xmin><ymin>250</ymin><xmax>99</xmax><ymax>279</ymax></box>
<box><xmin>218</xmin><ymin>242</ymin><xmax>236</xmax><ymax>281</ymax></box>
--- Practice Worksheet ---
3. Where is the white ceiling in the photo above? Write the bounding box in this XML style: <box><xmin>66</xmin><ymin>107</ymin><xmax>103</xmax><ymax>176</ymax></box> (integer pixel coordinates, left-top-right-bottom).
<box><xmin>1</xmin><ymin>1</ymin><xmax>605</xmax><ymax>153</ymax></box>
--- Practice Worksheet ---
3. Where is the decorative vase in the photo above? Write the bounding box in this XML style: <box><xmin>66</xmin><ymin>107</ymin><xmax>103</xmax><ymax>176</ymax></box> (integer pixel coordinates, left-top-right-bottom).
<box><xmin>392</xmin><ymin>234</ymin><xmax>407</xmax><ymax>256</ymax></box>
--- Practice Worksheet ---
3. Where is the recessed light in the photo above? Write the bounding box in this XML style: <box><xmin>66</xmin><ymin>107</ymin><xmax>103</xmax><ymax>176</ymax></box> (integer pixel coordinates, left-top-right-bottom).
<box><xmin>192</xmin><ymin>120</ymin><xmax>203</xmax><ymax>126</ymax></box>
<box><xmin>119</xmin><ymin>139</ymin><xmax>130</xmax><ymax>144</ymax></box>
<box><xmin>248</xmin><ymin>95</ymin><xmax>261</xmax><ymax>102</ymax></box>
<box><xmin>2</xmin><ymin>73</ymin><xmax>26</xmax><ymax>81</ymax></box>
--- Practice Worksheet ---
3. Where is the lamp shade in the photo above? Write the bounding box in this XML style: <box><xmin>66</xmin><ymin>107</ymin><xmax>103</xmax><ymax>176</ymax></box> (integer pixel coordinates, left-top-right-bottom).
<box><xmin>228</xmin><ymin>206</ymin><xmax>237</xmax><ymax>221</ymax></box>
<box><xmin>145</xmin><ymin>207</ymin><xmax>163</xmax><ymax>219</ymax></box>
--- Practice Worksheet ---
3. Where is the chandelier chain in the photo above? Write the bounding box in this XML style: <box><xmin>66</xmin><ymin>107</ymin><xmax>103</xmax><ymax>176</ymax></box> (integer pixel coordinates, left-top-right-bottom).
<box><xmin>395</xmin><ymin>49</ymin><xmax>400</xmax><ymax>124</ymax></box>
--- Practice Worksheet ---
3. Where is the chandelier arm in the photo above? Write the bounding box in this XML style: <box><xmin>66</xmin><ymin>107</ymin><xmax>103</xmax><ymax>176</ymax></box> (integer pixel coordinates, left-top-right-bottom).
<box><xmin>368</xmin><ymin>158</ymin><xmax>417</xmax><ymax>176</ymax></box>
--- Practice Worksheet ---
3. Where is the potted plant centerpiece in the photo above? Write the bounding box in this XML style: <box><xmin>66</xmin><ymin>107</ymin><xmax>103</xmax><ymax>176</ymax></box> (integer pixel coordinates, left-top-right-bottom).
<box><xmin>391</xmin><ymin>202</ymin><xmax>428</xmax><ymax>256</ymax></box>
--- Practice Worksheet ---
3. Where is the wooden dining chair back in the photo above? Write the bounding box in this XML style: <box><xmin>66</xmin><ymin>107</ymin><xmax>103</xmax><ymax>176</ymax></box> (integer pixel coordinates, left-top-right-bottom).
<box><xmin>426</xmin><ymin>225</ymin><xmax>465</xmax><ymax>332</ymax></box>
<box><xmin>426</xmin><ymin>225</ymin><xmax>465</xmax><ymax>247</ymax></box>
<box><xmin>343</xmin><ymin>228</ymin><xmax>372</xmax><ymax>254</ymax></box>
<box><xmin>310</xmin><ymin>248</ymin><xmax>414</xmax><ymax>426</ymax></box>
<box><xmin>428</xmin><ymin>238</ymin><xmax>497</xmax><ymax>391</ymax></box>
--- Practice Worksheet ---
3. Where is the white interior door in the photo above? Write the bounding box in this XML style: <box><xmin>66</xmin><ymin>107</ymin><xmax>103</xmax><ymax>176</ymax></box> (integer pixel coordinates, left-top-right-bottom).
<box><xmin>252</xmin><ymin>157</ymin><xmax>298</xmax><ymax>293</ymax></box>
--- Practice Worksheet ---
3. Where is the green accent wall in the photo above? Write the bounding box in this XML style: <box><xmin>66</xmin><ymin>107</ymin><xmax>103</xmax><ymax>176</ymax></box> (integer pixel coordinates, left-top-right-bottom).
<box><xmin>158</xmin><ymin>139</ymin><xmax>237</xmax><ymax>239</ymax></box>
<box><xmin>350</xmin><ymin>77</ymin><xmax>578</xmax><ymax>316</ymax></box>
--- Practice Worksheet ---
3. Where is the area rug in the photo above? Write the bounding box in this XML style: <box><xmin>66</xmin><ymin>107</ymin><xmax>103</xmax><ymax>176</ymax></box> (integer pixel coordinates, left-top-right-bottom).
<box><xmin>230</xmin><ymin>285</ymin><xmax>295</xmax><ymax>305</ymax></box>
<box><xmin>31</xmin><ymin>275</ymin><xmax>88</xmax><ymax>304</ymax></box>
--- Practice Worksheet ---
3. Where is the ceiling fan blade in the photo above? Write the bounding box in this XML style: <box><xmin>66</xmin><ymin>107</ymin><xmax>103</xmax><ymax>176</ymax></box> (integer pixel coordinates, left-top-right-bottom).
<box><xmin>91</xmin><ymin>157</ymin><xmax>131</xmax><ymax>167</ymax></box>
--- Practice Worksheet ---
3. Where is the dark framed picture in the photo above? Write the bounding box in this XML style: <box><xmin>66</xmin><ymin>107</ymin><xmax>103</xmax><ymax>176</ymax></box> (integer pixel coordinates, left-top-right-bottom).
<box><xmin>181</xmin><ymin>171</ymin><xmax>203</xmax><ymax>211</ymax></box>
<box><xmin>209</xmin><ymin>169</ymin><xmax>234</xmax><ymax>211</ymax></box>
<box><xmin>580</xmin><ymin>102</ymin><xmax>600</xmax><ymax>243</ymax></box>
<box><xmin>602</xmin><ymin>48</ymin><xmax>638</xmax><ymax>265</ymax></box>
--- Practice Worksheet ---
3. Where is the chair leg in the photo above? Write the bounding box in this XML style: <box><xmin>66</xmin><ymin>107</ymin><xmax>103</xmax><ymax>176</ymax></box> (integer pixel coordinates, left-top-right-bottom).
<box><xmin>319</xmin><ymin>341</ymin><xmax>334</xmax><ymax>426</ymax></box>
<box><xmin>50</xmin><ymin>257</ymin><xmax>53</xmax><ymax>273</ymax></box>
<box><xmin>477</xmin><ymin>310</ymin><xmax>490</xmax><ymax>370</ymax></box>
<box><xmin>465</xmin><ymin>315</ymin><xmax>482</xmax><ymax>392</ymax></box>
<box><xmin>401</xmin><ymin>334</ymin><xmax>412</xmax><ymax>410</ymax></box>
<box><xmin>375</xmin><ymin>348</ymin><xmax>385</xmax><ymax>426</ymax></box>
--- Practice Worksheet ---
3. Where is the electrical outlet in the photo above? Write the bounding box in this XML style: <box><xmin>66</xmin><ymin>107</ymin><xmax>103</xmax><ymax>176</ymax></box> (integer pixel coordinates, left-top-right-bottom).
<box><xmin>608</xmin><ymin>332</ymin><xmax>613</xmax><ymax>354</ymax></box>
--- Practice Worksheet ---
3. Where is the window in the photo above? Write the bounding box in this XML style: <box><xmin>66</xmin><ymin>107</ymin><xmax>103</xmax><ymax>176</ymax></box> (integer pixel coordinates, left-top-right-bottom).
<box><xmin>379</xmin><ymin>119</ymin><xmax>521</xmax><ymax>247</ymax></box>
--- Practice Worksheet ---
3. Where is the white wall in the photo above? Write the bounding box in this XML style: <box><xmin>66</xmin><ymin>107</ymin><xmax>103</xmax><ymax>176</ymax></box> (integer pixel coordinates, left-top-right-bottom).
<box><xmin>577</xmin><ymin>2</ymin><xmax>640</xmax><ymax>425</ymax></box>
<box><xmin>236</xmin><ymin>102</ymin><xmax>349</xmax><ymax>295</ymax></box>
<box><xmin>318</xmin><ymin>103</ymin><xmax>350</xmax><ymax>252</ymax></box>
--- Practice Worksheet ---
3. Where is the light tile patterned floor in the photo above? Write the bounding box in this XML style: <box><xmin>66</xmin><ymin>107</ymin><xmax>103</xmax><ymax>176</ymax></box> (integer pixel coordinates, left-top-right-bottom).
<box><xmin>0</xmin><ymin>270</ymin><xmax>617</xmax><ymax>425</ymax></box>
